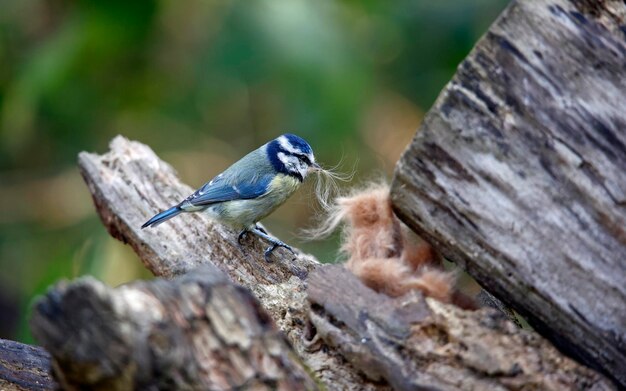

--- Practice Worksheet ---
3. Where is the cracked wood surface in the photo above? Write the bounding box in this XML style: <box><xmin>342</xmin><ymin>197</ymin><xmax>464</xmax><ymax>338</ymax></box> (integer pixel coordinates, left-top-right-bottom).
<box><xmin>73</xmin><ymin>135</ymin><xmax>616</xmax><ymax>390</ymax></box>
<box><xmin>0</xmin><ymin>339</ymin><xmax>55</xmax><ymax>391</ymax></box>
<box><xmin>30</xmin><ymin>267</ymin><xmax>318</xmax><ymax>390</ymax></box>
<box><xmin>308</xmin><ymin>265</ymin><xmax>613</xmax><ymax>391</ymax></box>
<box><xmin>391</xmin><ymin>0</ymin><xmax>626</xmax><ymax>388</ymax></box>
<box><xmin>77</xmin><ymin>135</ymin><xmax>384</xmax><ymax>390</ymax></box>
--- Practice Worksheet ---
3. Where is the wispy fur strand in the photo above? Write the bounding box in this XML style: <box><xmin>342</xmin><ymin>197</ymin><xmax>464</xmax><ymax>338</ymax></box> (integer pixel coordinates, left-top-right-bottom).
<box><xmin>309</xmin><ymin>182</ymin><xmax>460</xmax><ymax>303</ymax></box>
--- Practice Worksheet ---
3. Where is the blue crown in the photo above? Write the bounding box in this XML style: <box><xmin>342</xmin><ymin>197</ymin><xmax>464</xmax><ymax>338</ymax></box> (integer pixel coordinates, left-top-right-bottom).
<box><xmin>282</xmin><ymin>133</ymin><xmax>313</xmax><ymax>155</ymax></box>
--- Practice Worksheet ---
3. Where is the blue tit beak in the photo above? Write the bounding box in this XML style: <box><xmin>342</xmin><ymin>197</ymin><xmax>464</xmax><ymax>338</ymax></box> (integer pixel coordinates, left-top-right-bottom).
<box><xmin>309</xmin><ymin>162</ymin><xmax>322</xmax><ymax>173</ymax></box>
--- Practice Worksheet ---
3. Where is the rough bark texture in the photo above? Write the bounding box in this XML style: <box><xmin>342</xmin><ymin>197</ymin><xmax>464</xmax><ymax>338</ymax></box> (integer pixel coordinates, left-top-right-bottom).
<box><xmin>77</xmin><ymin>136</ymin><xmax>383</xmax><ymax>390</ymax></box>
<box><xmin>391</xmin><ymin>0</ymin><xmax>626</xmax><ymax>388</ymax></box>
<box><xmin>30</xmin><ymin>266</ymin><xmax>318</xmax><ymax>390</ymax></box>
<box><xmin>53</xmin><ymin>135</ymin><xmax>611</xmax><ymax>390</ymax></box>
<box><xmin>0</xmin><ymin>339</ymin><xmax>55</xmax><ymax>391</ymax></box>
<box><xmin>308</xmin><ymin>265</ymin><xmax>612</xmax><ymax>391</ymax></box>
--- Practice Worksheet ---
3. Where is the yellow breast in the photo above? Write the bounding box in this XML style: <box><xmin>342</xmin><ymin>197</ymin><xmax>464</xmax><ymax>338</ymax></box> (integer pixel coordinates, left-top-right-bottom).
<box><xmin>267</xmin><ymin>174</ymin><xmax>302</xmax><ymax>202</ymax></box>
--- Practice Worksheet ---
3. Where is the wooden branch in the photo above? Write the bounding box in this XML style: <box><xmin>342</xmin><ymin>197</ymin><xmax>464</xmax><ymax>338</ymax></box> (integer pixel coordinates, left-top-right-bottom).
<box><xmin>77</xmin><ymin>136</ymin><xmax>382</xmax><ymax>390</ymax></box>
<box><xmin>391</xmin><ymin>0</ymin><xmax>626</xmax><ymax>387</ymax></box>
<box><xmin>0</xmin><ymin>339</ymin><xmax>55</xmax><ymax>391</ymax></box>
<box><xmin>30</xmin><ymin>266</ymin><xmax>318</xmax><ymax>390</ymax></box>
<box><xmin>75</xmin><ymin>136</ymin><xmax>615</xmax><ymax>390</ymax></box>
<box><xmin>307</xmin><ymin>265</ymin><xmax>613</xmax><ymax>391</ymax></box>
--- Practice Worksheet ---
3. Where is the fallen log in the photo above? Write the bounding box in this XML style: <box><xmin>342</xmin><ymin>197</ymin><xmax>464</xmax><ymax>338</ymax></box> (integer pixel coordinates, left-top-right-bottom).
<box><xmin>308</xmin><ymin>265</ymin><xmax>611</xmax><ymax>391</ymax></box>
<box><xmin>391</xmin><ymin>0</ymin><xmax>626</xmax><ymax>387</ymax></box>
<box><xmin>77</xmin><ymin>136</ymin><xmax>382</xmax><ymax>390</ymax></box>
<box><xmin>30</xmin><ymin>266</ymin><xmax>318</xmax><ymax>390</ymax></box>
<box><xmin>69</xmin><ymin>136</ymin><xmax>613</xmax><ymax>390</ymax></box>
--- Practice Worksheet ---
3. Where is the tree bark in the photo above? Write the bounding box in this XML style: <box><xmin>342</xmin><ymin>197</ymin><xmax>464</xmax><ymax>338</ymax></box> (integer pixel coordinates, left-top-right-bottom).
<box><xmin>308</xmin><ymin>265</ymin><xmax>612</xmax><ymax>391</ymax></box>
<box><xmin>30</xmin><ymin>266</ymin><xmax>318</xmax><ymax>390</ymax></box>
<box><xmin>391</xmin><ymin>0</ymin><xmax>626</xmax><ymax>388</ymax></box>
<box><xmin>69</xmin><ymin>135</ymin><xmax>613</xmax><ymax>390</ymax></box>
<box><xmin>0</xmin><ymin>1</ymin><xmax>620</xmax><ymax>389</ymax></box>
<box><xmin>0</xmin><ymin>339</ymin><xmax>55</xmax><ymax>391</ymax></box>
<box><xmin>77</xmin><ymin>135</ymin><xmax>383</xmax><ymax>390</ymax></box>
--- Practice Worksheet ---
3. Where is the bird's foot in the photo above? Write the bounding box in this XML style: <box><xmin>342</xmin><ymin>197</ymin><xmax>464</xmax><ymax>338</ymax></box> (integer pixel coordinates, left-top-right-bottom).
<box><xmin>264</xmin><ymin>242</ymin><xmax>295</xmax><ymax>262</ymax></box>
<box><xmin>250</xmin><ymin>227</ymin><xmax>295</xmax><ymax>262</ymax></box>
<box><xmin>237</xmin><ymin>229</ymin><xmax>249</xmax><ymax>245</ymax></box>
<box><xmin>254</xmin><ymin>224</ymin><xmax>268</xmax><ymax>235</ymax></box>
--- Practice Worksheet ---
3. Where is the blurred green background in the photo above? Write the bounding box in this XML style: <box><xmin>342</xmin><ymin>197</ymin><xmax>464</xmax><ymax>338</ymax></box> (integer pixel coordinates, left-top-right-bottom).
<box><xmin>0</xmin><ymin>0</ymin><xmax>508</xmax><ymax>343</ymax></box>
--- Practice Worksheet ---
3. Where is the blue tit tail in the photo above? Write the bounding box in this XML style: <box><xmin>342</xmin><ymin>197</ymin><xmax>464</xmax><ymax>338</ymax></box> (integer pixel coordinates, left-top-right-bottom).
<box><xmin>141</xmin><ymin>206</ymin><xmax>183</xmax><ymax>228</ymax></box>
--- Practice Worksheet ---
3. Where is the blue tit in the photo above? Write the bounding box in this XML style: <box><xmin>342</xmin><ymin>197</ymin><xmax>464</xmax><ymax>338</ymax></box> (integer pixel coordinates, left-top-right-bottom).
<box><xmin>142</xmin><ymin>133</ymin><xmax>321</xmax><ymax>261</ymax></box>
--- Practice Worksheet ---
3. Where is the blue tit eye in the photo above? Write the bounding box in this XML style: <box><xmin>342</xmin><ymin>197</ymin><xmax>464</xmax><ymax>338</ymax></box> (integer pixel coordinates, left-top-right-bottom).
<box><xmin>296</xmin><ymin>154</ymin><xmax>311</xmax><ymax>165</ymax></box>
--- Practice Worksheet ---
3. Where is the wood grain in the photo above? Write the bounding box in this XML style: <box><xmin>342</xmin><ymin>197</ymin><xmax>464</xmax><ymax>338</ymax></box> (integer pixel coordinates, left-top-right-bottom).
<box><xmin>308</xmin><ymin>265</ymin><xmax>613</xmax><ymax>391</ymax></box>
<box><xmin>391</xmin><ymin>0</ymin><xmax>626</xmax><ymax>387</ymax></box>
<box><xmin>0</xmin><ymin>339</ymin><xmax>55</xmax><ymax>391</ymax></box>
<box><xmin>77</xmin><ymin>135</ymin><xmax>383</xmax><ymax>390</ymax></box>
<box><xmin>75</xmin><ymin>135</ymin><xmax>614</xmax><ymax>390</ymax></box>
<box><xmin>30</xmin><ymin>266</ymin><xmax>318</xmax><ymax>390</ymax></box>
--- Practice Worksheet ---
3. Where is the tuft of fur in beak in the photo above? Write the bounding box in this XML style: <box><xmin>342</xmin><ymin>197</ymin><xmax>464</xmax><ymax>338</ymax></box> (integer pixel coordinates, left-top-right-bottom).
<box><xmin>315</xmin><ymin>183</ymin><xmax>466</xmax><ymax>304</ymax></box>
<box><xmin>308</xmin><ymin>163</ymin><xmax>322</xmax><ymax>174</ymax></box>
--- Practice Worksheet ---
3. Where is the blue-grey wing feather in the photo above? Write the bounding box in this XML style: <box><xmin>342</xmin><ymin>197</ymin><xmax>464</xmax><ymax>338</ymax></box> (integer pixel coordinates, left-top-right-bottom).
<box><xmin>185</xmin><ymin>173</ymin><xmax>273</xmax><ymax>206</ymax></box>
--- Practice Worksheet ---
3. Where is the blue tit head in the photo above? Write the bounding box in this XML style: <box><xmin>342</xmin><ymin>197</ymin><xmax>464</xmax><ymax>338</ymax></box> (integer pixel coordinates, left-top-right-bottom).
<box><xmin>267</xmin><ymin>134</ymin><xmax>320</xmax><ymax>181</ymax></box>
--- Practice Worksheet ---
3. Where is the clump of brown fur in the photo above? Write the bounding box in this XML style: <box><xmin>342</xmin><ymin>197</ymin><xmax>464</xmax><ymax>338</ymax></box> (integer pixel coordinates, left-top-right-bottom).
<box><xmin>314</xmin><ymin>183</ymin><xmax>458</xmax><ymax>302</ymax></box>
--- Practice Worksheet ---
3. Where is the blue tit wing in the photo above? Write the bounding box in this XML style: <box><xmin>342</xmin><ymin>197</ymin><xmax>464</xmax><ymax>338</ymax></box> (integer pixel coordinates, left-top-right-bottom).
<box><xmin>182</xmin><ymin>173</ymin><xmax>273</xmax><ymax>208</ymax></box>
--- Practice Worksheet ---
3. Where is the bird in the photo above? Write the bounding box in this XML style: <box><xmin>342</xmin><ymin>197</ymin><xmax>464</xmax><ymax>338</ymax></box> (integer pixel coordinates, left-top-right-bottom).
<box><xmin>141</xmin><ymin>133</ymin><xmax>321</xmax><ymax>261</ymax></box>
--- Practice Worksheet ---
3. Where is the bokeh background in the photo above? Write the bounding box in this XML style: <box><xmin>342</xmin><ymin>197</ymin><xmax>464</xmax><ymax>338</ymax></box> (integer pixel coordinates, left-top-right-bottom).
<box><xmin>0</xmin><ymin>0</ymin><xmax>508</xmax><ymax>343</ymax></box>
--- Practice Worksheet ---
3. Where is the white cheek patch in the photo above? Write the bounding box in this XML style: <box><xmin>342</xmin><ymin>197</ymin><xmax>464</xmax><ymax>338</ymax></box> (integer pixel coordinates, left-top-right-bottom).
<box><xmin>277</xmin><ymin>152</ymin><xmax>297</xmax><ymax>167</ymax></box>
<box><xmin>297</xmin><ymin>160</ymin><xmax>308</xmax><ymax>178</ymax></box>
<box><xmin>277</xmin><ymin>151</ymin><xmax>308</xmax><ymax>178</ymax></box>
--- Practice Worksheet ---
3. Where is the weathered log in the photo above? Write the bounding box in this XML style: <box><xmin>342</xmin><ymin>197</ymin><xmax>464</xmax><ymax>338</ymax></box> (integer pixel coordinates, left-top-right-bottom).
<box><xmin>0</xmin><ymin>339</ymin><xmax>55</xmax><ymax>391</ymax></box>
<box><xmin>77</xmin><ymin>136</ymin><xmax>383</xmax><ymax>390</ymax></box>
<box><xmin>391</xmin><ymin>0</ymin><xmax>626</xmax><ymax>387</ymax></box>
<box><xmin>30</xmin><ymin>266</ymin><xmax>318</xmax><ymax>390</ymax></box>
<box><xmin>75</xmin><ymin>136</ymin><xmax>615</xmax><ymax>390</ymax></box>
<box><xmin>308</xmin><ymin>265</ymin><xmax>612</xmax><ymax>391</ymax></box>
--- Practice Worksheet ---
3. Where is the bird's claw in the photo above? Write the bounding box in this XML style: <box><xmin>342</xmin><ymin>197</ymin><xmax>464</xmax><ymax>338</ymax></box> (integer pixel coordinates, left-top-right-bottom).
<box><xmin>237</xmin><ymin>230</ymin><xmax>248</xmax><ymax>245</ymax></box>
<box><xmin>264</xmin><ymin>245</ymin><xmax>276</xmax><ymax>262</ymax></box>
<box><xmin>249</xmin><ymin>226</ymin><xmax>296</xmax><ymax>262</ymax></box>
<box><xmin>264</xmin><ymin>242</ymin><xmax>295</xmax><ymax>262</ymax></box>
